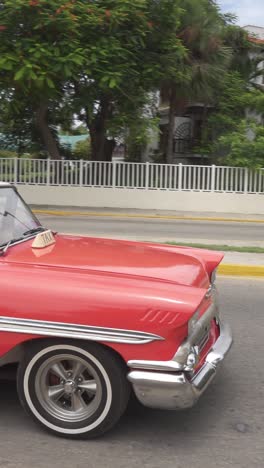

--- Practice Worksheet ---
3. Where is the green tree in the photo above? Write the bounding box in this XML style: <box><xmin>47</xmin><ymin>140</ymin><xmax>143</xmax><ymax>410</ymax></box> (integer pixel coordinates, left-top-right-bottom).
<box><xmin>0</xmin><ymin>89</ymin><xmax>44</xmax><ymax>155</ymax></box>
<box><xmin>218</xmin><ymin>121</ymin><xmax>264</xmax><ymax>169</ymax></box>
<box><xmin>73</xmin><ymin>138</ymin><xmax>91</xmax><ymax>160</ymax></box>
<box><xmin>64</xmin><ymin>0</ymin><xmax>185</xmax><ymax>161</ymax></box>
<box><xmin>60</xmin><ymin>124</ymin><xmax>88</xmax><ymax>136</ymax></box>
<box><xmin>197</xmin><ymin>72</ymin><xmax>250</xmax><ymax>155</ymax></box>
<box><xmin>0</xmin><ymin>0</ymin><xmax>184</xmax><ymax>161</ymax></box>
<box><xmin>0</xmin><ymin>0</ymin><xmax>87</xmax><ymax>159</ymax></box>
<box><xmin>224</xmin><ymin>24</ymin><xmax>264</xmax><ymax>88</ymax></box>
<box><xmin>196</xmin><ymin>27</ymin><xmax>264</xmax><ymax>166</ymax></box>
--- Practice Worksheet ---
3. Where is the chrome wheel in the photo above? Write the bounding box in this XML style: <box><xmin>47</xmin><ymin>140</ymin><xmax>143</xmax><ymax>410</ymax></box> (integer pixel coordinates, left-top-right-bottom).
<box><xmin>18</xmin><ymin>342</ymin><xmax>131</xmax><ymax>439</ymax></box>
<box><xmin>35</xmin><ymin>354</ymin><xmax>102</xmax><ymax>423</ymax></box>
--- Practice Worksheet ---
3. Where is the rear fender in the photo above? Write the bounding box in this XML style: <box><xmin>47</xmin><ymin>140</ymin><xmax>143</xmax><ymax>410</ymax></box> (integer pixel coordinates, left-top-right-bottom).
<box><xmin>129</xmin><ymin>240</ymin><xmax>224</xmax><ymax>279</ymax></box>
<box><xmin>146</xmin><ymin>243</ymin><xmax>224</xmax><ymax>280</ymax></box>
<box><xmin>173</xmin><ymin>247</ymin><xmax>224</xmax><ymax>277</ymax></box>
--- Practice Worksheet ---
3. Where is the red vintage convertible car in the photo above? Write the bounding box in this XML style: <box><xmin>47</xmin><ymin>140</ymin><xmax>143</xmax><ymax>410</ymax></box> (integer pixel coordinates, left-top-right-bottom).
<box><xmin>0</xmin><ymin>182</ymin><xmax>232</xmax><ymax>439</ymax></box>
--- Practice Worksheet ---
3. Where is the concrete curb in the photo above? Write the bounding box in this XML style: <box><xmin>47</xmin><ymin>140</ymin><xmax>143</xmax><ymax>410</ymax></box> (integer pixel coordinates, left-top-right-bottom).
<box><xmin>33</xmin><ymin>209</ymin><xmax>264</xmax><ymax>224</ymax></box>
<box><xmin>218</xmin><ymin>264</ymin><xmax>264</xmax><ymax>277</ymax></box>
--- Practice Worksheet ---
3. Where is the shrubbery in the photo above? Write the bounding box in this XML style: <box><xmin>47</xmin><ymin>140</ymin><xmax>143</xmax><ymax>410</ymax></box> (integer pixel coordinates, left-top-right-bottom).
<box><xmin>0</xmin><ymin>150</ymin><xmax>18</xmax><ymax>158</ymax></box>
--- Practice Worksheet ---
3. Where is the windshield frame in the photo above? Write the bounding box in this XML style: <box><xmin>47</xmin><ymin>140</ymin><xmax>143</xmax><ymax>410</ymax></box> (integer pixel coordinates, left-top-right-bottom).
<box><xmin>0</xmin><ymin>185</ymin><xmax>43</xmax><ymax>249</ymax></box>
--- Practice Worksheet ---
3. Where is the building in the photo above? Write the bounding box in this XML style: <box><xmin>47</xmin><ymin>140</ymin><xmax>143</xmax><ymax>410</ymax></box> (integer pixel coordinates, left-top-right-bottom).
<box><xmin>244</xmin><ymin>25</ymin><xmax>264</xmax><ymax>90</ymax></box>
<box><xmin>243</xmin><ymin>26</ymin><xmax>264</xmax><ymax>126</ymax></box>
<box><xmin>244</xmin><ymin>25</ymin><xmax>264</xmax><ymax>42</ymax></box>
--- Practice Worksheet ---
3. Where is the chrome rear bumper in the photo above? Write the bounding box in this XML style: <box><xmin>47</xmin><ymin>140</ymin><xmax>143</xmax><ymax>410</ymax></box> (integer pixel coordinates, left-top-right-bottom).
<box><xmin>127</xmin><ymin>321</ymin><xmax>233</xmax><ymax>410</ymax></box>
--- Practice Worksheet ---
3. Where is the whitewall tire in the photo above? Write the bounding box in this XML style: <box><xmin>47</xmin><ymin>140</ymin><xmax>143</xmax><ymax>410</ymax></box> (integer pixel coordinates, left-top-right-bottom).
<box><xmin>17</xmin><ymin>341</ymin><xmax>130</xmax><ymax>439</ymax></box>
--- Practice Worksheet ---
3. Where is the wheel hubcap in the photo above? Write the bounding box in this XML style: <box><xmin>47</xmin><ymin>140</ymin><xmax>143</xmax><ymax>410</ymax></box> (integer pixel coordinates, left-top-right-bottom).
<box><xmin>64</xmin><ymin>380</ymin><xmax>77</xmax><ymax>395</ymax></box>
<box><xmin>34</xmin><ymin>353</ymin><xmax>102</xmax><ymax>423</ymax></box>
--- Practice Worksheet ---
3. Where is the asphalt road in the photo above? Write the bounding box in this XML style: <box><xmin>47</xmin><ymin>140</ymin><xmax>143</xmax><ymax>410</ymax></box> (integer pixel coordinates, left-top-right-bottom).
<box><xmin>0</xmin><ymin>277</ymin><xmax>263</xmax><ymax>468</ymax></box>
<box><xmin>37</xmin><ymin>214</ymin><xmax>264</xmax><ymax>247</ymax></box>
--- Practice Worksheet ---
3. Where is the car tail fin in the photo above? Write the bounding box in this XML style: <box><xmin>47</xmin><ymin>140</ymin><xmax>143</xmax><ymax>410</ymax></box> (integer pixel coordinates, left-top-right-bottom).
<box><xmin>176</xmin><ymin>247</ymin><xmax>224</xmax><ymax>278</ymax></box>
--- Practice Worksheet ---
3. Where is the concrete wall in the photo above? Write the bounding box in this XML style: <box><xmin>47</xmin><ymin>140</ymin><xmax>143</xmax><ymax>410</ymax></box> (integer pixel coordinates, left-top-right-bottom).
<box><xmin>18</xmin><ymin>185</ymin><xmax>264</xmax><ymax>215</ymax></box>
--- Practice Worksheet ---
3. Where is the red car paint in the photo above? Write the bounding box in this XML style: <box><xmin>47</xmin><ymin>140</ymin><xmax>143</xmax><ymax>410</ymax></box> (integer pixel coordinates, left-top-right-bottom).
<box><xmin>0</xmin><ymin>227</ymin><xmax>223</xmax><ymax>364</ymax></box>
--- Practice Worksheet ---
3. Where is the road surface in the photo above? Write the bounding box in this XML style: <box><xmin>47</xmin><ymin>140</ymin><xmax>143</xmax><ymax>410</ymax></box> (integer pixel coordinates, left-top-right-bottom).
<box><xmin>0</xmin><ymin>277</ymin><xmax>263</xmax><ymax>468</ymax></box>
<box><xmin>37</xmin><ymin>214</ymin><xmax>264</xmax><ymax>247</ymax></box>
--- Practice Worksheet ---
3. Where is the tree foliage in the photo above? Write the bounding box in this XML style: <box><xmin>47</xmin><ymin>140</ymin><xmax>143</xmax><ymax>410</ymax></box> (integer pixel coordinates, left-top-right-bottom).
<box><xmin>218</xmin><ymin>121</ymin><xmax>264</xmax><ymax>169</ymax></box>
<box><xmin>0</xmin><ymin>0</ymin><xmax>184</xmax><ymax>160</ymax></box>
<box><xmin>73</xmin><ymin>138</ymin><xmax>91</xmax><ymax>160</ymax></box>
<box><xmin>0</xmin><ymin>0</ymin><xmax>263</xmax><ymax>167</ymax></box>
<box><xmin>196</xmin><ymin>26</ymin><xmax>264</xmax><ymax>167</ymax></box>
<box><xmin>159</xmin><ymin>0</ymin><xmax>231</xmax><ymax>162</ymax></box>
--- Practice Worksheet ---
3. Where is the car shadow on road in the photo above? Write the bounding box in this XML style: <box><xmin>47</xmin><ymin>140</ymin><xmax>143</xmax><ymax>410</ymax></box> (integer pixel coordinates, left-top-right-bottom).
<box><xmin>0</xmin><ymin>366</ymin><xmax>236</xmax><ymax>446</ymax></box>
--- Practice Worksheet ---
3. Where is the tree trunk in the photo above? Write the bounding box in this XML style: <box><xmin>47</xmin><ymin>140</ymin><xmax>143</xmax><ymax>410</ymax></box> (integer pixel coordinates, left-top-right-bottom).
<box><xmin>36</xmin><ymin>104</ymin><xmax>61</xmax><ymax>160</ymax></box>
<box><xmin>17</xmin><ymin>135</ymin><xmax>24</xmax><ymax>157</ymax></box>
<box><xmin>105</xmin><ymin>138</ymin><xmax>116</xmax><ymax>161</ymax></box>
<box><xmin>86</xmin><ymin>99</ymin><xmax>115</xmax><ymax>162</ymax></box>
<box><xmin>89</xmin><ymin>129</ymin><xmax>116</xmax><ymax>162</ymax></box>
<box><xmin>90</xmin><ymin>128</ymin><xmax>106</xmax><ymax>161</ymax></box>
<box><xmin>159</xmin><ymin>124</ymin><xmax>168</xmax><ymax>162</ymax></box>
<box><xmin>166</xmin><ymin>88</ymin><xmax>177</xmax><ymax>164</ymax></box>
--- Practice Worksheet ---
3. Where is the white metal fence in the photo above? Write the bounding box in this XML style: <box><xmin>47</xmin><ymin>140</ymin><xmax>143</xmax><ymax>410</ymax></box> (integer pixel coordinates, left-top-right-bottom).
<box><xmin>0</xmin><ymin>158</ymin><xmax>264</xmax><ymax>194</ymax></box>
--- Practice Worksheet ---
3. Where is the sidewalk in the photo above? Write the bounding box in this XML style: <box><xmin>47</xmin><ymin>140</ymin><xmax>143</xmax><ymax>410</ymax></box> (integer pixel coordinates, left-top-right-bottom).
<box><xmin>221</xmin><ymin>252</ymin><xmax>264</xmax><ymax>265</ymax></box>
<box><xmin>216</xmin><ymin>252</ymin><xmax>264</xmax><ymax>277</ymax></box>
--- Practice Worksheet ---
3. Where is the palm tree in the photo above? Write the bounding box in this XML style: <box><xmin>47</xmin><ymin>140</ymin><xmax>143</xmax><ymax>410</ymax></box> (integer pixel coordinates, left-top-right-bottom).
<box><xmin>161</xmin><ymin>0</ymin><xmax>231</xmax><ymax>163</ymax></box>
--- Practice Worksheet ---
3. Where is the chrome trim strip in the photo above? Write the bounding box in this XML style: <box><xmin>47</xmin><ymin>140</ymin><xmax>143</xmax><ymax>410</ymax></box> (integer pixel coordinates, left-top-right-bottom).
<box><xmin>0</xmin><ymin>316</ymin><xmax>163</xmax><ymax>345</ymax></box>
<box><xmin>128</xmin><ymin>358</ymin><xmax>184</xmax><ymax>372</ymax></box>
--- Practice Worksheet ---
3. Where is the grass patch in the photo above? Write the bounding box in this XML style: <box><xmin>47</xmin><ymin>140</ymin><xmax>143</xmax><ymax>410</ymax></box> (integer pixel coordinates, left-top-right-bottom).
<box><xmin>164</xmin><ymin>242</ymin><xmax>264</xmax><ymax>254</ymax></box>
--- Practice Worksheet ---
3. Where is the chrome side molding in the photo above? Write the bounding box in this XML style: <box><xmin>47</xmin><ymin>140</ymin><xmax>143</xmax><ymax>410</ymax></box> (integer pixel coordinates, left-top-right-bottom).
<box><xmin>0</xmin><ymin>316</ymin><xmax>164</xmax><ymax>345</ymax></box>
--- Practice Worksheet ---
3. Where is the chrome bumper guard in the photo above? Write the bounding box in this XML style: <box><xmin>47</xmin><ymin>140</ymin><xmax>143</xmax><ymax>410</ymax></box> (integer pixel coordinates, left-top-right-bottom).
<box><xmin>127</xmin><ymin>321</ymin><xmax>233</xmax><ymax>410</ymax></box>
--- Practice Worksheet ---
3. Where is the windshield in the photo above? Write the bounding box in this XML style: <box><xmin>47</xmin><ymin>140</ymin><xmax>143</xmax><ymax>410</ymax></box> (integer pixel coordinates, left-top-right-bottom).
<box><xmin>0</xmin><ymin>187</ymin><xmax>41</xmax><ymax>246</ymax></box>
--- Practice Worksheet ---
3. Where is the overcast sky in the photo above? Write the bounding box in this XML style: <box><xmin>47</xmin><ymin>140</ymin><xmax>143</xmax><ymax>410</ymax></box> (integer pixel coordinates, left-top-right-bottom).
<box><xmin>217</xmin><ymin>1</ymin><xmax>264</xmax><ymax>27</ymax></box>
